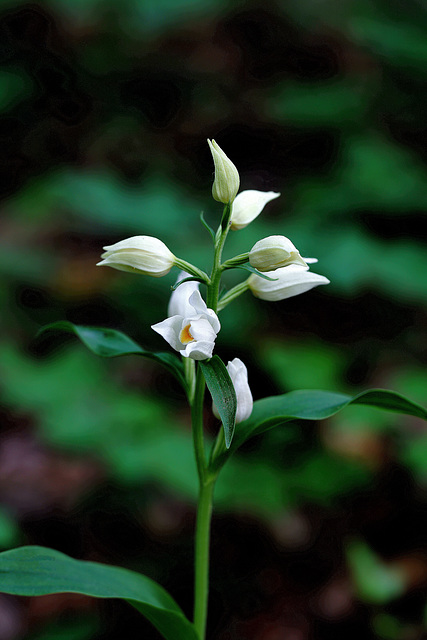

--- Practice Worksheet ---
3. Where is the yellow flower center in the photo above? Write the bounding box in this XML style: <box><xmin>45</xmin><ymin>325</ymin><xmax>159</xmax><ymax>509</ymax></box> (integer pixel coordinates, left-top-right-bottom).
<box><xmin>179</xmin><ymin>323</ymin><xmax>194</xmax><ymax>345</ymax></box>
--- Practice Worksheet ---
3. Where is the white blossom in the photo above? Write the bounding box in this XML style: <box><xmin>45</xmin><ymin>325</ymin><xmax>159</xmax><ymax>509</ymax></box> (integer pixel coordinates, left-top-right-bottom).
<box><xmin>249</xmin><ymin>235</ymin><xmax>307</xmax><ymax>271</ymax></box>
<box><xmin>230</xmin><ymin>190</ymin><xmax>280</xmax><ymax>230</ymax></box>
<box><xmin>152</xmin><ymin>290</ymin><xmax>220</xmax><ymax>360</ymax></box>
<box><xmin>97</xmin><ymin>236</ymin><xmax>175</xmax><ymax>277</ymax></box>
<box><xmin>168</xmin><ymin>272</ymin><xmax>200</xmax><ymax>318</ymax></box>
<box><xmin>248</xmin><ymin>264</ymin><xmax>330</xmax><ymax>301</ymax></box>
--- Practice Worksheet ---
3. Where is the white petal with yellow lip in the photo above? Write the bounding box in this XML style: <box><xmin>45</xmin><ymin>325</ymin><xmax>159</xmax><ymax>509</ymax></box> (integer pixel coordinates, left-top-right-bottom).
<box><xmin>249</xmin><ymin>235</ymin><xmax>308</xmax><ymax>272</ymax></box>
<box><xmin>230</xmin><ymin>190</ymin><xmax>280</xmax><ymax>230</ymax></box>
<box><xmin>152</xmin><ymin>291</ymin><xmax>220</xmax><ymax>361</ymax></box>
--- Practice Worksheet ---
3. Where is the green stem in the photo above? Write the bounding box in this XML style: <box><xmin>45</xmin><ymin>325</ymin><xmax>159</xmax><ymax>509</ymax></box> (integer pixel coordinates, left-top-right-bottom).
<box><xmin>184</xmin><ymin>357</ymin><xmax>196</xmax><ymax>404</ymax></box>
<box><xmin>207</xmin><ymin>204</ymin><xmax>231</xmax><ymax>311</ymax></box>
<box><xmin>217</xmin><ymin>279</ymin><xmax>250</xmax><ymax>311</ymax></box>
<box><xmin>193</xmin><ymin>479</ymin><xmax>215</xmax><ymax>639</ymax></box>
<box><xmin>192</xmin><ymin>203</ymin><xmax>231</xmax><ymax>637</ymax></box>
<box><xmin>191</xmin><ymin>364</ymin><xmax>217</xmax><ymax>639</ymax></box>
<box><xmin>192</xmin><ymin>365</ymin><xmax>207</xmax><ymax>483</ymax></box>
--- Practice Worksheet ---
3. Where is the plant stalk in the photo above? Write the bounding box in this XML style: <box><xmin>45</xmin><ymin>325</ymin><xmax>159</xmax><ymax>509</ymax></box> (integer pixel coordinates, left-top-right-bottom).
<box><xmin>192</xmin><ymin>204</ymin><xmax>230</xmax><ymax>637</ymax></box>
<box><xmin>193</xmin><ymin>478</ymin><xmax>215</xmax><ymax>639</ymax></box>
<box><xmin>207</xmin><ymin>204</ymin><xmax>231</xmax><ymax>311</ymax></box>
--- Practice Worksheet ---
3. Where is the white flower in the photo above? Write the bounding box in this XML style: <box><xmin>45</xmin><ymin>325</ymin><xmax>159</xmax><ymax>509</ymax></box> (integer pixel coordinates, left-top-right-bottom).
<box><xmin>168</xmin><ymin>272</ymin><xmax>200</xmax><ymax>318</ymax></box>
<box><xmin>97</xmin><ymin>236</ymin><xmax>175</xmax><ymax>277</ymax></box>
<box><xmin>213</xmin><ymin>358</ymin><xmax>253</xmax><ymax>423</ymax></box>
<box><xmin>208</xmin><ymin>139</ymin><xmax>240</xmax><ymax>204</ymax></box>
<box><xmin>249</xmin><ymin>235</ymin><xmax>308</xmax><ymax>272</ymax></box>
<box><xmin>248</xmin><ymin>264</ymin><xmax>330</xmax><ymax>301</ymax></box>
<box><xmin>152</xmin><ymin>290</ymin><xmax>220</xmax><ymax>360</ymax></box>
<box><xmin>230</xmin><ymin>190</ymin><xmax>280</xmax><ymax>230</ymax></box>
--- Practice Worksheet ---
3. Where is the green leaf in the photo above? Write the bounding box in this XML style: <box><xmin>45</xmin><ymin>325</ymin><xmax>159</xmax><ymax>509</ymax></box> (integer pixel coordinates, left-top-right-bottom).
<box><xmin>213</xmin><ymin>388</ymin><xmax>427</xmax><ymax>465</ymax></box>
<box><xmin>200</xmin><ymin>356</ymin><xmax>237</xmax><ymax>449</ymax></box>
<box><xmin>38</xmin><ymin>322</ymin><xmax>186</xmax><ymax>389</ymax></box>
<box><xmin>199</xmin><ymin>211</ymin><xmax>215</xmax><ymax>241</ymax></box>
<box><xmin>235</xmin><ymin>263</ymin><xmax>278</xmax><ymax>280</ymax></box>
<box><xmin>0</xmin><ymin>546</ymin><xmax>198</xmax><ymax>640</ymax></box>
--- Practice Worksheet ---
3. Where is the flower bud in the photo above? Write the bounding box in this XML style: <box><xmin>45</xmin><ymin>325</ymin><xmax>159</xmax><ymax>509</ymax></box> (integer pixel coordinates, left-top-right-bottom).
<box><xmin>213</xmin><ymin>358</ymin><xmax>253</xmax><ymax>423</ymax></box>
<box><xmin>249</xmin><ymin>235</ymin><xmax>307</xmax><ymax>272</ymax></box>
<box><xmin>208</xmin><ymin>139</ymin><xmax>240</xmax><ymax>204</ymax></box>
<box><xmin>230</xmin><ymin>190</ymin><xmax>280</xmax><ymax>230</ymax></box>
<box><xmin>248</xmin><ymin>264</ymin><xmax>329</xmax><ymax>301</ymax></box>
<box><xmin>97</xmin><ymin>236</ymin><xmax>175</xmax><ymax>277</ymax></box>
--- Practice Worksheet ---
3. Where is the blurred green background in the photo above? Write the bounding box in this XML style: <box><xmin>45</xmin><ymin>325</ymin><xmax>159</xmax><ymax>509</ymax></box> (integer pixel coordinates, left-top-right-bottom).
<box><xmin>0</xmin><ymin>0</ymin><xmax>427</xmax><ymax>638</ymax></box>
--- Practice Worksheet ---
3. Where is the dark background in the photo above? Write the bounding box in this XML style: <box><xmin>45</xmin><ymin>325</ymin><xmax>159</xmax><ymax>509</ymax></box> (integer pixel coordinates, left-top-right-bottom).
<box><xmin>0</xmin><ymin>0</ymin><xmax>427</xmax><ymax>638</ymax></box>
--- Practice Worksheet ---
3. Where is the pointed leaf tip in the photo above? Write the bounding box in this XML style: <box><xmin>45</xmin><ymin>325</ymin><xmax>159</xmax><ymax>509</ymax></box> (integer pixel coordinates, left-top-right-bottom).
<box><xmin>37</xmin><ymin>322</ymin><xmax>186</xmax><ymax>389</ymax></box>
<box><xmin>200</xmin><ymin>356</ymin><xmax>237</xmax><ymax>448</ymax></box>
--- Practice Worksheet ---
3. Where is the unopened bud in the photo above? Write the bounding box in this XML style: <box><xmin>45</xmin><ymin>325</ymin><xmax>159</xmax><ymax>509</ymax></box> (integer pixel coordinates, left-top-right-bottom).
<box><xmin>208</xmin><ymin>139</ymin><xmax>240</xmax><ymax>204</ymax></box>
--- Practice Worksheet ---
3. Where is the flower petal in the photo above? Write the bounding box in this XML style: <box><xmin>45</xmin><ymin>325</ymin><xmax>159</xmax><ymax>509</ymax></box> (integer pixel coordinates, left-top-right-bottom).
<box><xmin>188</xmin><ymin>317</ymin><xmax>217</xmax><ymax>343</ymax></box>
<box><xmin>248</xmin><ymin>264</ymin><xmax>330</xmax><ymax>301</ymax></box>
<box><xmin>168</xmin><ymin>273</ymin><xmax>200</xmax><ymax>317</ymax></box>
<box><xmin>188</xmin><ymin>291</ymin><xmax>221</xmax><ymax>333</ymax></box>
<box><xmin>230</xmin><ymin>191</ymin><xmax>280</xmax><ymax>230</ymax></box>
<box><xmin>249</xmin><ymin>235</ymin><xmax>308</xmax><ymax>271</ymax></box>
<box><xmin>98</xmin><ymin>236</ymin><xmax>175</xmax><ymax>277</ymax></box>
<box><xmin>227</xmin><ymin>358</ymin><xmax>253</xmax><ymax>423</ymax></box>
<box><xmin>183</xmin><ymin>341</ymin><xmax>215</xmax><ymax>360</ymax></box>
<box><xmin>151</xmin><ymin>316</ymin><xmax>184</xmax><ymax>351</ymax></box>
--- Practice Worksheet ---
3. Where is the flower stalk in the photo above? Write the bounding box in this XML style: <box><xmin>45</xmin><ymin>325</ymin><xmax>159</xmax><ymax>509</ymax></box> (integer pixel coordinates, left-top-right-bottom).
<box><xmin>193</xmin><ymin>478</ymin><xmax>215</xmax><ymax>639</ymax></box>
<box><xmin>207</xmin><ymin>203</ymin><xmax>231</xmax><ymax>311</ymax></box>
<box><xmin>190</xmin><ymin>366</ymin><xmax>214</xmax><ymax>638</ymax></box>
<box><xmin>191</xmin><ymin>362</ymin><xmax>219</xmax><ymax>639</ymax></box>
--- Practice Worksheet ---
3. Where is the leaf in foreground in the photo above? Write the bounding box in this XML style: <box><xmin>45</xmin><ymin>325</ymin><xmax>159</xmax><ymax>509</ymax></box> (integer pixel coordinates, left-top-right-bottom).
<box><xmin>0</xmin><ymin>546</ymin><xmax>198</xmax><ymax>640</ymax></box>
<box><xmin>200</xmin><ymin>356</ymin><xmax>237</xmax><ymax>448</ymax></box>
<box><xmin>38</xmin><ymin>322</ymin><xmax>186</xmax><ymax>389</ymax></box>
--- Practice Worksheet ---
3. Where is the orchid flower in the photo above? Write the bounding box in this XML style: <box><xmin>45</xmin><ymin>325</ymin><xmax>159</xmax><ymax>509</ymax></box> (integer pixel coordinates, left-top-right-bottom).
<box><xmin>249</xmin><ymin>235</ymin><xmax>308</xmax><ymax>271</ymax></box>
<box><xmin>230</xmin><ymin>190</ymin><xmax>280</xmax><ymax>230</ymax></box>
<box><xmin>97</xmin><ymin>236</ymin><xmax>175</xmax><ymax>277</ymax></box>
<box><xmin>152</xmin><ymin>290</ymin><xmax>220</xmax><ymax>360</ymax></box>
<box><xmin>248</xmin><ymin>264</ymin><xmax>330</xmax><ymax>301</ymax></box>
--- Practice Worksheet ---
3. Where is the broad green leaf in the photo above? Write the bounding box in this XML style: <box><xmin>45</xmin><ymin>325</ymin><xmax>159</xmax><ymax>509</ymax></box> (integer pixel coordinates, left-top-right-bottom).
<box><xmin>38</xmin><ymin>322</ymin><xmax>186</xmax><ymax>389</ymax></box>
<box><xmin>213</xmin><ymin>388</ymin><xmax>427</xmax><ymax>466</ymax></box>
<box><xmin>0</xmin><ymin>546</ymin><xmax>198</xmax><ymax>640</ymax></box>
<box><xmin>200</xmin><ymin>356</ymin><xmax>237</xmax><ymax>448</ymax></box>
<box><xmin>346</xmin><ymin>540</ymin><xmax>406</xmax><ymax>604</ymax></box>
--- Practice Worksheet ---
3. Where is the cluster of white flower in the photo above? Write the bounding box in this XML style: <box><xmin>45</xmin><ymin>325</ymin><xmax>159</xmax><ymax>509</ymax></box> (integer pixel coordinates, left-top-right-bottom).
<box><xmin>97</xmin><ymin>139</ymin><xmax>330</xmax><ymax>422</ymax></box>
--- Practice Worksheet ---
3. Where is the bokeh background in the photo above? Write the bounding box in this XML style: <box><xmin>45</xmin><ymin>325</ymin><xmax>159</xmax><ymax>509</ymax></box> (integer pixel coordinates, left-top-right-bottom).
<box><xmin>1</xmin><ymin>0</ymin><xmax>427</xmax><ymax>638</ymax></box>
